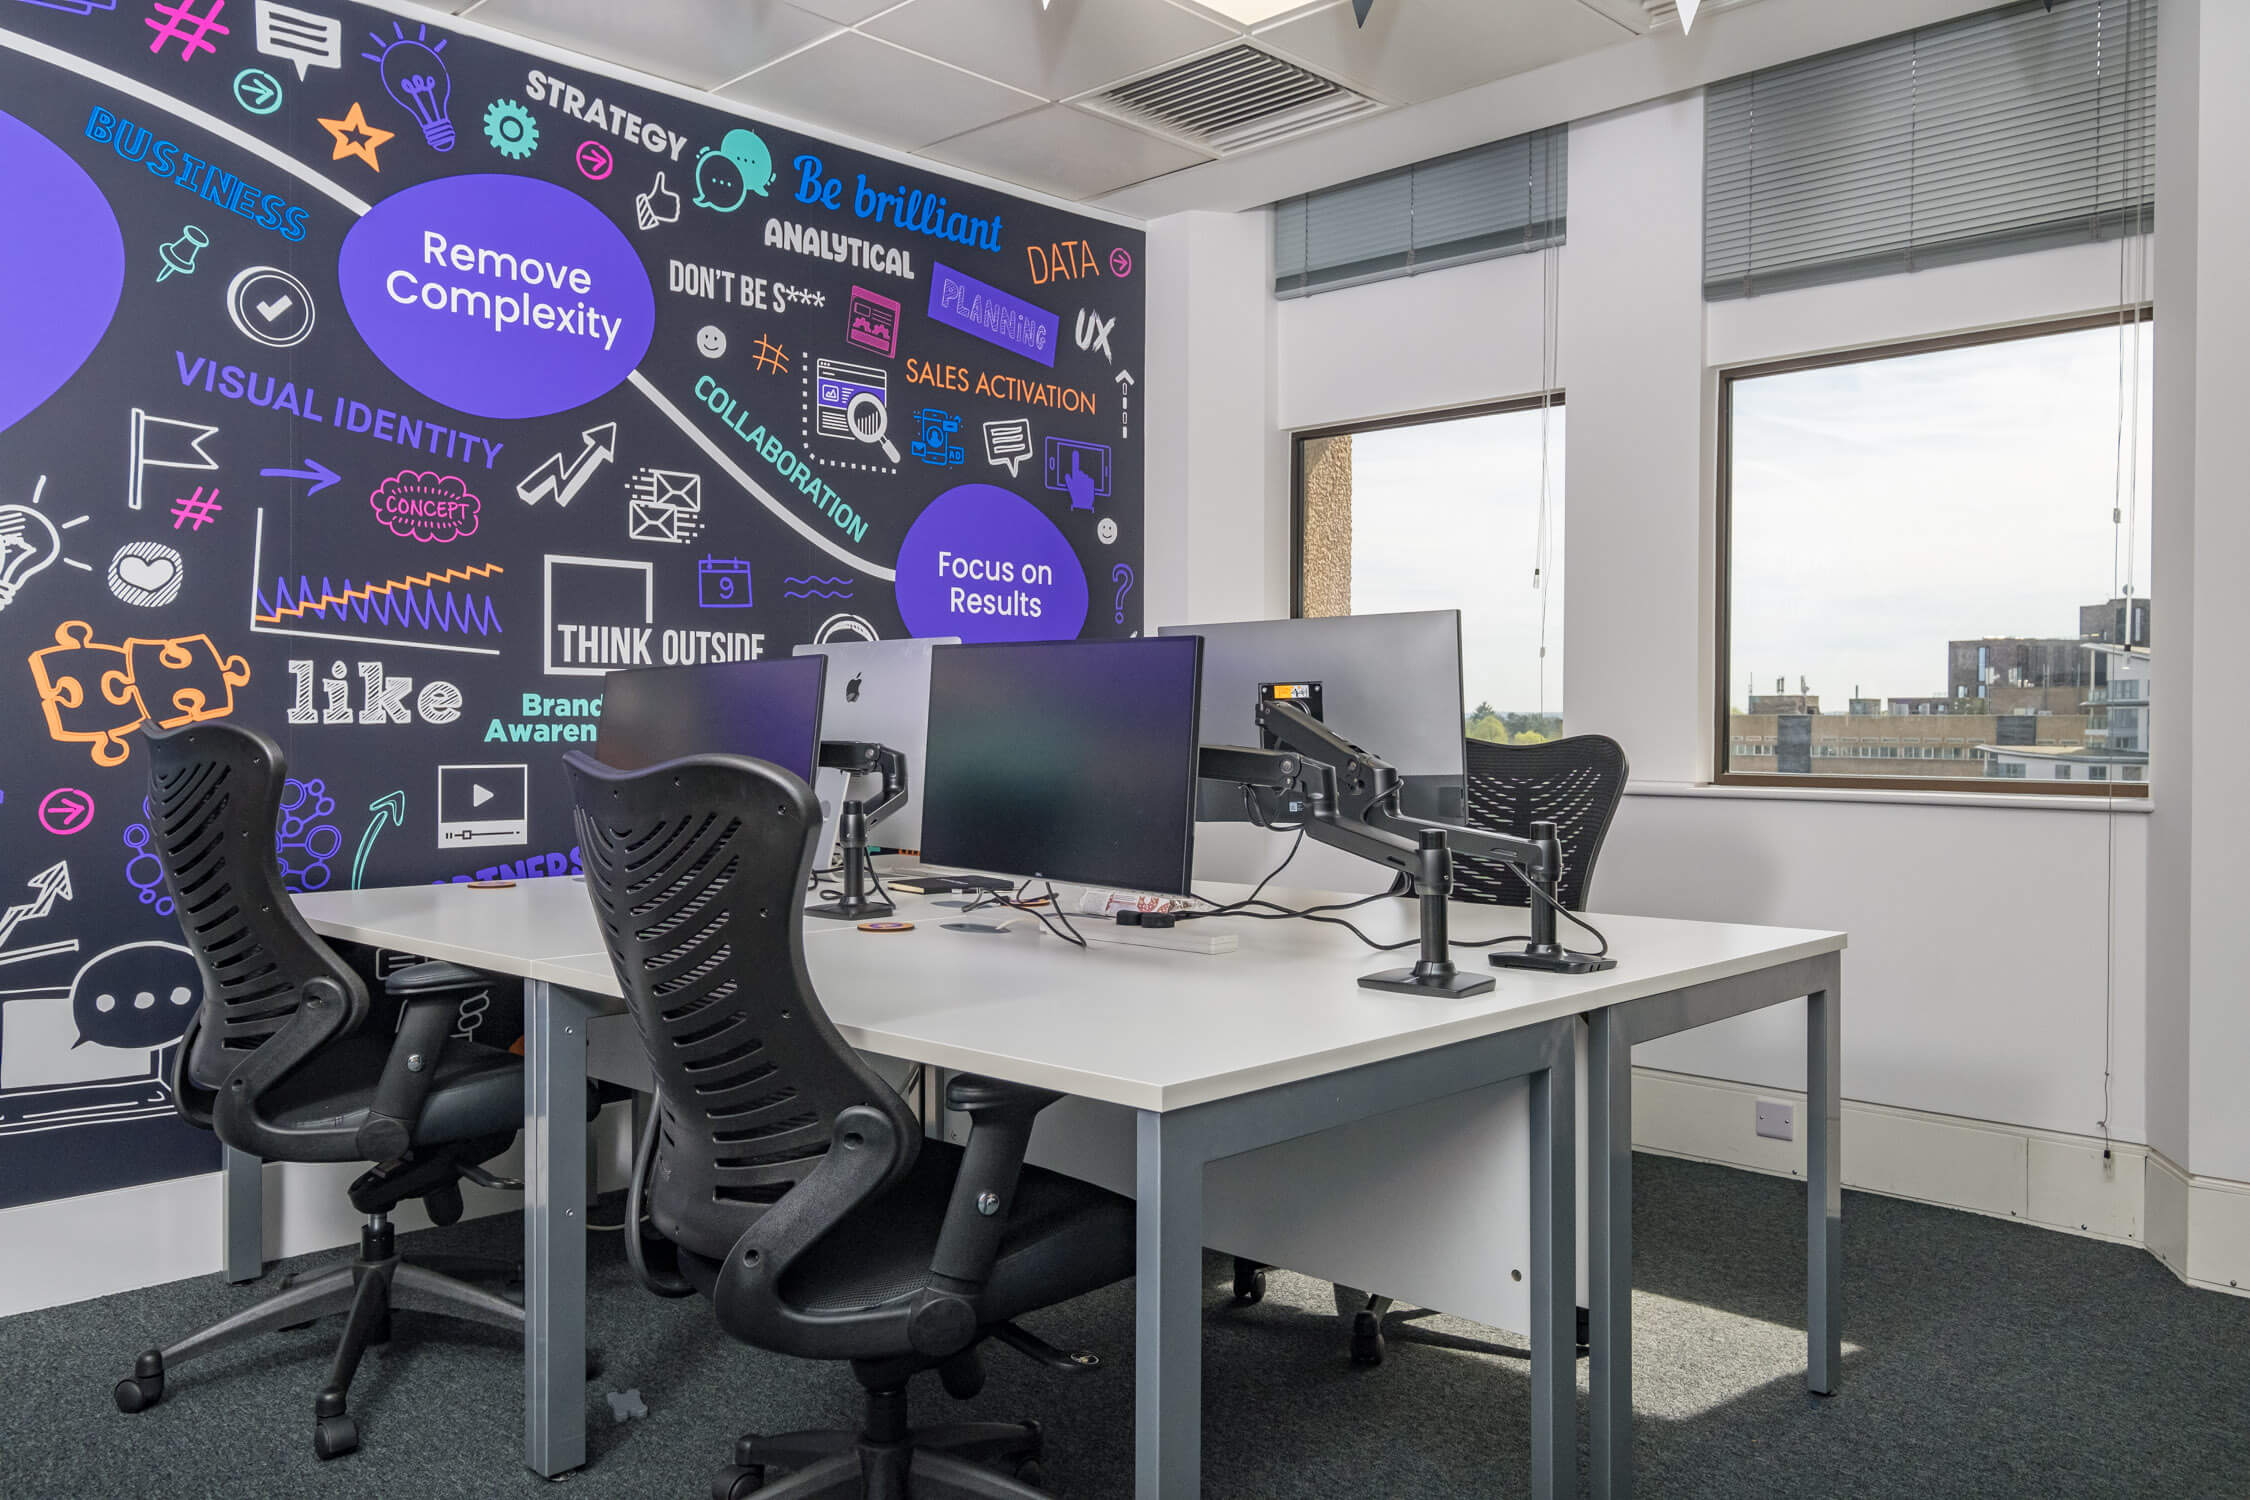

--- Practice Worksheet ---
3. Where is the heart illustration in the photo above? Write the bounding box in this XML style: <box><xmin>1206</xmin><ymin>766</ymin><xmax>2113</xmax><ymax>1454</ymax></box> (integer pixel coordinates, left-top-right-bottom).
<box><xmin>118</xmin><ymin>554</ymin><xmax>179</xmax><ymax>593</ymax></box>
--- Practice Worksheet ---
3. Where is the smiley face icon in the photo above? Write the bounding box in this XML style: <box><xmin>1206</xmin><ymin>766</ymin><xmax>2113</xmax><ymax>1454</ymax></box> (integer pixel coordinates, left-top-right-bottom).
<box><xmin>692</xmin><ymin>127</ymin><xmax>775</xmax><ymax>212</ymax></box>
<box><xmin>1097</xmin><ymin>516</ymin><xmax>1119</xmax><ymax>545</ymax></box>
<box><xmin>696</xmin><ymin>324</ymin><xmax>727</xmax><ymax>359</ymax></box>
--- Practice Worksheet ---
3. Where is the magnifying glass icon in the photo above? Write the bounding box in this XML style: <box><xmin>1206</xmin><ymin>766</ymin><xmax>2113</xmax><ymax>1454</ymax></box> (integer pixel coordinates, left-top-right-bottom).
<box><xmin>846</xmin><ymin>392</ymin><xmax>901</xmax><ymax>463</ymax></box>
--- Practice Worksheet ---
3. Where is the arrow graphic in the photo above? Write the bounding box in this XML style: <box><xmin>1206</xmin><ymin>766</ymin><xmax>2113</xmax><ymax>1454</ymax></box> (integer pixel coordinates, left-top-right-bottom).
<box><xmin>1114</xmin><ymin>368</ymin><xmax>1134</xmax><ymax>441</ymax></box>
<box><xmin>516</xmin><ymin>423</ymin><xmax>618</xmax><ymax>509</ymax></box>
<box><xmin>0</xmin><ymin>861</ymin><xmax>74</xmax><ymax>952</ymax></box>
<box><xmin>239</xmin><ymin>72</ymin><xmax>281</xmax><ymax>111</ymax></box>
<box><xmin>260</xmin><ymin>458</ymin><xmax>342</xmax><ymax>496</ymax></box>
<box><xmin>352</xmin><ymin>791</ymin><xmax>406</xmax><ymax>889</ymax></box>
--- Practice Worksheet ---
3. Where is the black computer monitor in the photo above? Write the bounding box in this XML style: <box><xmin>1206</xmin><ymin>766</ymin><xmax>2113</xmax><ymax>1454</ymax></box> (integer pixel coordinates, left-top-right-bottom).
<box><xmin>920</xmin><ymin>637</ymin><xmax>1204</xmax><ymax>896</ymax></box>
<box><xmin>594</xmin><ymin>657</ymin><xmax>828</xmax><ymax>785</ymax></box>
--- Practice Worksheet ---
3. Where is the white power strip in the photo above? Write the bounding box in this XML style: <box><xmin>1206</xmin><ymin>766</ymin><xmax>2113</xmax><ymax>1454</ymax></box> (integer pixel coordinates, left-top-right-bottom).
<box><xmin>1078</xmin><ymin>920</ymin><xmax>1237</xmax><ymax>956</ymax></box>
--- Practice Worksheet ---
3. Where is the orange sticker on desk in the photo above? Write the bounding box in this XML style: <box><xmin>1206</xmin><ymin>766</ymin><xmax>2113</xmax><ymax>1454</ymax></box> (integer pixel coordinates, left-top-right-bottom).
<box><xmin>858</xmin><ymin>920</ymin><xmax>914</xmax><ymax>933</ymax></box>
<box><xmin>467</xmin><ymin>880</ymin><xmax>516</xmax><ymax>889</ymax></box>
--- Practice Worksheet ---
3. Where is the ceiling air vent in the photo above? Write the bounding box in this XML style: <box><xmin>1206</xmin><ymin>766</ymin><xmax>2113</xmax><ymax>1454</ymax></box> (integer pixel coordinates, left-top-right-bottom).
<box><xmin>1087</xmin><ymin>43</ymin><xmax>1381</xmax><ymax>155</ymax></box>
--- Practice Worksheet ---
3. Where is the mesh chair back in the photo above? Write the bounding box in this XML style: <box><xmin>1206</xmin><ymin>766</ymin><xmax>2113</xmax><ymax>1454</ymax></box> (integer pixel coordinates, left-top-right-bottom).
<box><xmin>565</xmin><ymin>752</ymin><xmax>920</xmax><ymax>1264</ymax></box>
<box><xmin>1453</xmin><ymin>734</ymin><xmax>1629</xmax><ymax>911</ymax></box>
<box><xmin>143</xmin><ymin>721</ymin><xmax>370</xmax><ymax>1099</ymax></box>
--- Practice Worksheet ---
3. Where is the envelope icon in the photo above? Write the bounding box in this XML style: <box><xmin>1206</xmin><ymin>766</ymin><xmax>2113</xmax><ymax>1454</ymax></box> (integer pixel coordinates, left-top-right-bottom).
<box><xmin>627</xmin><ymin>469</ymin><xmax>702</xmax><ymax>544</ymax></box>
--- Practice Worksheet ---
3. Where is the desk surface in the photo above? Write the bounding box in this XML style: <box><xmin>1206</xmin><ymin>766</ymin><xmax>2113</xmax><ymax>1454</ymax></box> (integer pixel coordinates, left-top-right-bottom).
<box><xmin>296</xmin><ymin>879</ymin><xmax>1843</xmax><ymax>1113</ymax></box>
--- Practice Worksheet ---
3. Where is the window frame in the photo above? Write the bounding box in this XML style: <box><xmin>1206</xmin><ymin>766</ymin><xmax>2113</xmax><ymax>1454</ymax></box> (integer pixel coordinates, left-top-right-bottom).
<box><xmin>1712</xmin><ymin>309</ymin><xmax>2151</xmax><ymax>798</ymax></box>
<box><xmin>1289</xmin><ymin>391</ymin><xmax>1565</xmax><ymax>619</ymax></box>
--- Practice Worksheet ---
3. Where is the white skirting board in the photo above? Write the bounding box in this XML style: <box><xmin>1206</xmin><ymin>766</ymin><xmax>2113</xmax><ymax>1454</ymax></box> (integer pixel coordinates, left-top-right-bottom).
<box><xmin>1630</xmin><ymin>1066</ymin><xmax>2250</xmax><ymax>1299</ymax></box>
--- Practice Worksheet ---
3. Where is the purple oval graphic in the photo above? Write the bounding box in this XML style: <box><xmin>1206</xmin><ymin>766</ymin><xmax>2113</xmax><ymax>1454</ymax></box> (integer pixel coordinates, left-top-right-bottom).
<box><xmin>339</xmin><ymin>173</ymin><xmax>653</xmax><ymax>420</ymax></box>
<box><xmin>0</xmin><ymin>109</ymin><xmax>124</xmax><ymax>435</ymax></box>
<box><xmin>895</xmin><ymin>484</ymin><xmax>1088</xmax><ymax>643</ymax></box>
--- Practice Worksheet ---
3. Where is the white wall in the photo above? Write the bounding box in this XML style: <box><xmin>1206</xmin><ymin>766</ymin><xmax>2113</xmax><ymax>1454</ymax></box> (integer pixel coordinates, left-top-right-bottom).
<box><xmin>1151</xmin><ymin>95</ymin><xmax>2160</xmax><ymax>1160</ymax></box>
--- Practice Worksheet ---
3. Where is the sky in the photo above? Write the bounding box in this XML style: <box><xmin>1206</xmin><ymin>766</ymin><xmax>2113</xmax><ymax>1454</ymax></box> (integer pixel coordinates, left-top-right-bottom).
<box><xmin>1729</xmin><ymin>322</ymin><xmax>2154</xmax><ymax>708</ymax></box>
<box><xmin>1344</xmin><ymin>405</ymin><xmax>1565</xmax><ymax>720</ymax></box>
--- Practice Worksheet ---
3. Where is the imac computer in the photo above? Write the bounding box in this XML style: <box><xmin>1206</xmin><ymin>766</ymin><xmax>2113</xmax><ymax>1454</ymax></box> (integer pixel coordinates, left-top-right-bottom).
<box><xmin>792</xmin><ymin>636</ymin><xmax>959</xmax><ymax>854</ymax></box>
<box><xmin>920</xmin><ymin>637</ymin><xmax>1204</xmax><ymax>897</ymax></box>
<box><xmin>594</xmin><ymin>657</ymin><xmax>829</xmax><ymax>785</ymax></box>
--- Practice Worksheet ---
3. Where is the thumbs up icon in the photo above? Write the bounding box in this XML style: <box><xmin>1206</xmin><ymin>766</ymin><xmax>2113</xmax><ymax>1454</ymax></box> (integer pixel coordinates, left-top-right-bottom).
<box><xmin>635</xmin><ymin>172</ymin><xmax>681</xmax><ymax>231</ymax></box>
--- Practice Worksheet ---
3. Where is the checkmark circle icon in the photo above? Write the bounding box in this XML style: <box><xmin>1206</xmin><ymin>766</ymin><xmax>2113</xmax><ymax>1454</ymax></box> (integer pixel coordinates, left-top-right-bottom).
<box><xmin>226</xmin><ymin>266</ymin><xmax>316</xmax><ymax>349</ymax></box>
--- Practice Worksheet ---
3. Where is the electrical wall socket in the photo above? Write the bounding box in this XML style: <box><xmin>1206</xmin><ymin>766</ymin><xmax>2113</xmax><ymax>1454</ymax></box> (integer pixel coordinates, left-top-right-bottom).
<box><xmin>1755</xmin><ymin>1098</ymin><xmax>1795</xmax><ymax>1141</ymax></box>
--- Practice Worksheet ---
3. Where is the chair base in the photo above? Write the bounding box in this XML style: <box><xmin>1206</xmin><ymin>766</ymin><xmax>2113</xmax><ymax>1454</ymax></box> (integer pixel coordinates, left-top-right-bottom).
<box><xmin>113</xmin><ymin>1215</ymin><xmax>525</xmax><ymax>1462</ymax></box>
<box><xmin>715</xmin><ymin>1386</ymin><xmax>1048</xmax><ymax>1500</ymax></box>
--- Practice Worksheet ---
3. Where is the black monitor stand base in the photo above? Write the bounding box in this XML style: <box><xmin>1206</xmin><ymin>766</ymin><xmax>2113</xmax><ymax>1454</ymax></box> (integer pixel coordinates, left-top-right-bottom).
<box><xmin>1360</xmin><ymin>965</ymin><xmax>1496</xmax><ymax>997</ymax></box>
<box><xmin>1491</xmin><ymin>947</ymin><xmax>1616</xmax><ymax>975</ymax></box>
<box><xmin>806</xmin><ymin>800</ymin><xmax>894</xmax><ymax>921</ymax></box>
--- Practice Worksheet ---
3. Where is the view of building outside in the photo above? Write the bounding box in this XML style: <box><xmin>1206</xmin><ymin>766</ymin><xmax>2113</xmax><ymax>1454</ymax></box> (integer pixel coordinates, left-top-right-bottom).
<box><xmin>1298</xmin><ymin>403</ymin><xmax>1564</xmax><ymax>746</ymax></box>
<box><xmin>1726</xmin><ymin>321</ymin><xmax>2153</xmax><ymax>784</ymax></box>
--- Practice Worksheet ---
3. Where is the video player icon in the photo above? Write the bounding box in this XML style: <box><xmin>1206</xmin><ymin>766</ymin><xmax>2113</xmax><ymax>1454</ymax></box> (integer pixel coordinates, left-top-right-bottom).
<box><xmin>436</xmin><ymin>763</ymin><xmax>528</xmax><ymax>847</ymax></box>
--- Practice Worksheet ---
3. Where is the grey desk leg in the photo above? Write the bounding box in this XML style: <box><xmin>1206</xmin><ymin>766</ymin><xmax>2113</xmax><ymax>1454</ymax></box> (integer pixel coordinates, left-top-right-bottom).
<box><xmin>1587</xmin><ymin>1011</ymin><xmax>1632</xmax><ymax>1500</ymax></box>
<box><xmin>1135</xmin><ymin>1109</ymin><xmax>1202</xmax><ymax>1500</ymax></box>
<box><xmin>1529</xmin><ymin>1043</ymin><xmax>1576</xmax><ymax>1500</ymax></box>
<box><xmin>1807</xmin><ymin>980</ymin><xmax>1842</xmax><ymax>1395</ymax></box>
<box><xmin>524</xmin><ymin>978</ymin><xmax>597</xmax><ymax>1478</ymax></box>
<box><xmin>222</xmin><ymin>1147</ymin><xmax>263</xmax><ymax>1284</ymax></box>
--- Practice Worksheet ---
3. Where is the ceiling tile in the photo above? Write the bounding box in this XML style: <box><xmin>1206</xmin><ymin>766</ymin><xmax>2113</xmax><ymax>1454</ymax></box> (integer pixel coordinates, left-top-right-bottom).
<box><xmin>716</xmin><ymin>32</ymin><xmax>1045</xmax><ymax>151</ymax></box>
<box><xmin>923</xmin><ymin>104</ymin><xmax>1214</xmax><ymax>200</ymax></box>
<box><xmin>1256</xmin><ymin>0</ymin><xmax>1634</xmax><ymax>105</ymax></box>
<box><xmin>464</xmin><ymin>0</ymin><xmax>843</xmax><ymax>91</ymax></box>
<box><xmin>862</xmin><ymin>0</ymin><xmax>1238</xmax><ymax>101</ymax></box>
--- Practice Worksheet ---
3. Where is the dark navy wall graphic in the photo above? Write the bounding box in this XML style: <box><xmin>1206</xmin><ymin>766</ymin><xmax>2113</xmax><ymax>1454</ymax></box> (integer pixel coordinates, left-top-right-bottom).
<box><xmin>0</xmin><ymin>0</ymin><xmax>1144</xmax><ymax>1210</ymax></box>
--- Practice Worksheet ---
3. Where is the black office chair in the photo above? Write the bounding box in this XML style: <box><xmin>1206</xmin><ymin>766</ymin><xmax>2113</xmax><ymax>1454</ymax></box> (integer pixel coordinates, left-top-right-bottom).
<box><xmin>113</xmin><ymin>722</ymin><xmax>529</xmax><ymax>1461</ymax></box>
<box><xmin>564</xmin><ymin>750</ymin><xmax>1135</xmax><ymax>1500</ymax></box>
<box><xmin>1235</xmin><ymin>733</ymin><xmax>1631</xmax><ymax>1364</ymax></box>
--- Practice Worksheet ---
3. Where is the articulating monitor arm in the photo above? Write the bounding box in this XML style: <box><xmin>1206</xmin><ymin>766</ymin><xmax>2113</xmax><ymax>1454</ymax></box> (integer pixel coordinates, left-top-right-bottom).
<box><xmin>807</xmin><ymin>739</ymin><xmax>908</xmax><ymax>921</ymax></box>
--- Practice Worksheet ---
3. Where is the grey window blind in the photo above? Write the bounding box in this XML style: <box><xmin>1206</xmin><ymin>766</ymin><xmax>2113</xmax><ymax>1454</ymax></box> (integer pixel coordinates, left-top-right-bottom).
<box><xmin>1704</xmin><ymin>0</ymin><xmax>2154</xmax><ymax>301</ymax></box>
<box><xmin>1274</xmin><ymin>126</ymin><xmax>1566</xmax><ymax>299</ymax></box>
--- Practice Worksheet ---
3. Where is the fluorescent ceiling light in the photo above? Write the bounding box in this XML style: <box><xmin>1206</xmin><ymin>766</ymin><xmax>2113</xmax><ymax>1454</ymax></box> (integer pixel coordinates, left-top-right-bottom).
<box><xmin>1195</xmin><ymin>0</ymin><xmax>1319</xmax><ymax>23</ymax></box>
<box><xmin>1677</xmin><ymin>0</ymin><xmax>1703</xmax><ymax>32</ymax></box>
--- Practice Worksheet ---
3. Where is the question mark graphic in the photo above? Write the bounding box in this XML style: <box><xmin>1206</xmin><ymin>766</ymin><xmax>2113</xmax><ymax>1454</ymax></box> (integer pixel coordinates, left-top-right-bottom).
<box><xmin>1111</xmin><ymin>563</ymin><xmax>1134</xmax><ymax>625</ymax></box>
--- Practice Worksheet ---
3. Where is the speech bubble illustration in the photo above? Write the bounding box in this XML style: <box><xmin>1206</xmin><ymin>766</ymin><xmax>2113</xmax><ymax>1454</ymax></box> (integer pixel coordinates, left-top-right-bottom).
<box><xmin>369</xmin><ymin>470</ymin><xmax>480</xmax><ymax>543</ymax></box>
<box><xmin>69</xmin><ymin>939</ymin><xmax>199</xmax><ymax>1051</ymax></box>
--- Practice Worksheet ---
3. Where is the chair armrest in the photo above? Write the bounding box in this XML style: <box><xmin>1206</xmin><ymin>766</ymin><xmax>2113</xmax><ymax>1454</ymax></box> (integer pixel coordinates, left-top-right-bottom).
<box><xmin>354</xmin><ymin>963</ymin><xmax>489</xmax><ymax>1161</ymax></box>
<box><xmin>712</xmin><ymin>1103</ymin><xmax>916</xmax><ymax>1350</ymax></box>
<box><xmin>928</xmin><ymin>1073</ymin><xmax>1061</xmax><ymax>1290</ymax></box>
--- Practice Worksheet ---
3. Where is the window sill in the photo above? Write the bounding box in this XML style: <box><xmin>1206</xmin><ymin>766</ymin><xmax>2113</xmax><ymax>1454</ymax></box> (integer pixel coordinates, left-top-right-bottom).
<box><xmin>1625</xmin><ymin>780</ymin><xmax>2153</xmax><ymax>814</ymax></box>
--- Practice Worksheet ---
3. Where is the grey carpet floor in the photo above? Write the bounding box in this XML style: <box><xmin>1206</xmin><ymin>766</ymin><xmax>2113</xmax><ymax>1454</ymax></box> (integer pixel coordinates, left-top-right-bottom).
<box><xmin>3</xmin><ymin>1155</ymin><xmax>2246</xmax><ymax>1499</ymax></box>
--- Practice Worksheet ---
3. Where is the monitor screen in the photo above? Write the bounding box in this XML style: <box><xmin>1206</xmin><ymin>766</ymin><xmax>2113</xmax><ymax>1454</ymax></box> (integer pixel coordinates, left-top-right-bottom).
<box><xmin>921</xmin><ymin>637</ymin><xmax>1204</xmax><ymax>896</ymax></box>
<box><xmin>1159</xmin><ymin>611</ymin><xmax>1466</xmax><ymax>822</ymax></box>
<box><xmin>594</xmin><ymin>657</ymin><xmax>828</xmax><ymax>785</ymax></box>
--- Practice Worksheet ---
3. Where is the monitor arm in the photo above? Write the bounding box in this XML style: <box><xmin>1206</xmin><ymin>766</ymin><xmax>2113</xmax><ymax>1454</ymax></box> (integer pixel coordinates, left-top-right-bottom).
<box><xmin>807</xmin><ymin>739</ymin><xmax>907</xmax><ymax>921</ymax></box>
<box><xmin>1196</xmin><ymin>702</ymin><xmax>1611</xmax><ymax>992</ymax></box>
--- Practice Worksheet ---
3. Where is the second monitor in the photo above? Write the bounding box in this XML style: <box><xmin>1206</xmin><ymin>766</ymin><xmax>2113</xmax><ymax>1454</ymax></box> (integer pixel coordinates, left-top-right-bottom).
<box><xmin>920</xmin><ymin>637</ymin><xmax>1204</xmax><ymax>898</ymax></box>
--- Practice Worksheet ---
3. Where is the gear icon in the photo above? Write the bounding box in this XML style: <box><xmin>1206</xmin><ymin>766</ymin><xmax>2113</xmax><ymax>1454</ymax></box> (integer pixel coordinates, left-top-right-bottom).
<box><xmin>483</xmin><ymin>98</ymin><xmax>539</xmax><ymax>160</ymax></box>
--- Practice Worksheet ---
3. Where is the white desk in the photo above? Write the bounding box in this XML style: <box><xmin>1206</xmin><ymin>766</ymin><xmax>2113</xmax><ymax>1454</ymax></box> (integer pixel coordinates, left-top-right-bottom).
<box><xmin>284</xmin><ymin>877</ymin><xmax>1843</xmax><ymax>1498</ymax></box>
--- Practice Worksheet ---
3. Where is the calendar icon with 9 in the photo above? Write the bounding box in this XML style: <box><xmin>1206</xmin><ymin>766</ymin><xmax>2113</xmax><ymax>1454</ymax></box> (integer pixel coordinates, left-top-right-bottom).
<box><xmin>698</xmin><ymin>557</ymin><xmax>754</xmax><ymax>609</ymax></box>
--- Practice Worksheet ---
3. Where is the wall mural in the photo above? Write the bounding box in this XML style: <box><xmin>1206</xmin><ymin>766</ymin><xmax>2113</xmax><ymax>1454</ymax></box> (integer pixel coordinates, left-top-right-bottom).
<box><xmin>0</xmin><ymin>0</ymin><xmax>1145</xmax><ymax>1210</ymax></box>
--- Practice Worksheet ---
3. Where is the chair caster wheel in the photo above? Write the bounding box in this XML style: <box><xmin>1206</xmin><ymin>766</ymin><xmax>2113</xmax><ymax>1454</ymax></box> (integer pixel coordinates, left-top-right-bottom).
<box><xmin>113</xmin><ymin>1374</ymin><xmax>163</xmax><ymax>1412</ymax></box>
<box><xmin>114</xmin><ymin>1351</ymin><xmax>164</xmax><ymax>1412</ymax></box>
<box><xmin>1231</xmin><ymin>1260</ymin><xmax>1266</xmax><ymax>1306</ymax></box>
<box><xmin>1349</xmin><ymin>1310</ymin><xmax>1386</xmax><ymax>1367</ymax></box>
<box><xmin>312</xmin><ymin>1413</ymin><xmax>360</xmax><ymax>1460</ymax></box>
<box><xmin>1010</xmin><ymin>1457</ymin><xmax>1045</xmax><ymax>1488</ymax></box>
<box><xmin>712</xmin><ymin>1463</ymin><xmax>765</xmax><ymax>1500</ymax></box>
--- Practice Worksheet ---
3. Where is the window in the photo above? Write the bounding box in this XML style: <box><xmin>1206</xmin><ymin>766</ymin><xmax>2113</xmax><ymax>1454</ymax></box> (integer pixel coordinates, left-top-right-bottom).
<box><xmin>1295</xmin><ymin>398</ymin><xmax>1564</xmax><ymax>745</ymax></box>
<box><xmin>1719</xmin><ymin>315</ymin><xmax>2151</xmax><ymax>794</ymax></box>
<box><xmin>1273</xmin><ymin>127</ymin><xmax>1566</xmax><ymax>299</ymax></box>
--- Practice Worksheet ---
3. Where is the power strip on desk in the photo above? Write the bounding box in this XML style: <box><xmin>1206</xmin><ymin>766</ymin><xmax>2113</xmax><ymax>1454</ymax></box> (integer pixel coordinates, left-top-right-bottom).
<box><xmin>1079</xmin><ymin>921</ymin><xmax>1237</xmax><ymax>956</ymax></box>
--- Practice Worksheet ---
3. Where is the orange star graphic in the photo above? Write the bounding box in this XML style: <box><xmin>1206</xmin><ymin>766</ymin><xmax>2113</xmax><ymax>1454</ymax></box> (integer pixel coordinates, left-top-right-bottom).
<box><xmin>318</xmin><ymin>102</ymin><xmax>394</xmax><ymax>172</ymax></box>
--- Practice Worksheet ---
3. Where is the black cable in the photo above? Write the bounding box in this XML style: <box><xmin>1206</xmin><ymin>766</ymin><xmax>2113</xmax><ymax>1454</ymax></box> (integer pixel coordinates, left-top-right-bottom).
<box><xmin>999</xmin><ymin>878</ymin><xmax>1086</xmax><ymax>948</ymax></box>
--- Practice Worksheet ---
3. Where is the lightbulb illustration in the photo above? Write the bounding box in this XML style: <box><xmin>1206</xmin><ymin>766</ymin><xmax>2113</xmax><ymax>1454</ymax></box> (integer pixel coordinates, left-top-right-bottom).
<box><xmin>363</xmin><ymin>22</ymin><xmax>453</xmax><ymax>152</ymax></box>
<box><xmin>0</xmin><ymin>503</ymin><xmax>62</xmax><ymax>614</ymax></box>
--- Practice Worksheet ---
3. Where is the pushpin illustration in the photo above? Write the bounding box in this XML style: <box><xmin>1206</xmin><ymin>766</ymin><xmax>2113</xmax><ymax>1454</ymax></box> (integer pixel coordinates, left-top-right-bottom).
<box><xmin>156</xmin><ymin>225</ymin><xmax>209</xmax><ymax>282</ymax></box>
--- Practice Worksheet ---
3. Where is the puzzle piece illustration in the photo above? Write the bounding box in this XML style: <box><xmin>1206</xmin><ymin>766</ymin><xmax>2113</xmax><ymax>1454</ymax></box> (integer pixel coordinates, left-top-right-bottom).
<box><xmin>30</xmin><ymin>621</ymin><xmax>253</xmax><ymax>767</ymax></box>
